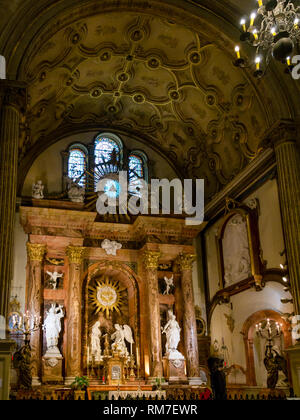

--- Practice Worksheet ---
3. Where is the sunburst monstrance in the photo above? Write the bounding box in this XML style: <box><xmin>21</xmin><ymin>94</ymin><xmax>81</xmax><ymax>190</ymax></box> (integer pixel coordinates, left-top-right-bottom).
<box><xmin>89</xmin><ymin>276</ymin><xmax>125</xmax><ymax>317</ymax></box>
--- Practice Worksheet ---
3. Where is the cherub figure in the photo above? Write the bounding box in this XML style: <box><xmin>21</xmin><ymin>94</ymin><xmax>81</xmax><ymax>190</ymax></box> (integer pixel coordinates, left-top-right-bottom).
<box><xmin>163</xmin><ymin>275</ymin><xmax>174</xmax><ymax>295</ymax></box>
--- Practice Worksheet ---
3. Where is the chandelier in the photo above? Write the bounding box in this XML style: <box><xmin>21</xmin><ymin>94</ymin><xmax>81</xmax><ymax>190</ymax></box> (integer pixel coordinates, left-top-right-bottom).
<box><xmin>234</xmin><ymin>0</ymin><xmax>300</xmax><ymax>77</ymax></box>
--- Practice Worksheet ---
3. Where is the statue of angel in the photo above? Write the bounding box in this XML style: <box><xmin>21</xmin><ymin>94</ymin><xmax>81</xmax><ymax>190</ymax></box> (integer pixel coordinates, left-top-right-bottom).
<box><xmin>101</xmin><ymin>239</ymin><xmax>122</xmax><ymax>256</ymax></box>
<box><xmin>32</xmin><ymin>180</ymin><xmax>44</xmax><ymax>199</ymax></box>
<box><xmin>163</xmin><ymin>275</ymin><xmax>174</xmax><ymax>295</ymax></box>
<box><xmin>66</xmin><ymin>176</ymin><xmax>85</xmax><ymax>203</ymax></box>
<box><xmin>46</xmin><ymin>271</ymin><xmax>63</xmax><ymax>290</ymax></box>
<box><xmin>111</xmin><ymin>324</ymin><xmax>134</xmax><ymax>358</ymax></box>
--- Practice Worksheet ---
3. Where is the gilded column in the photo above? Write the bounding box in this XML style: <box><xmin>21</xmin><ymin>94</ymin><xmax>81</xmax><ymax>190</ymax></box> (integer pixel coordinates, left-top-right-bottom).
<box><xmin>0</xmin><ymin>81</ymin><xmax>27</xmax><ymax>318</ymax></box>
<box><xmin>264</xmin><ymin>121</ymin><xmax>300</xmax><ymax>315</ymax></box>
<box><xmin>143</xmin><ymin>251</ymin><xmax>163</xmax><ymax>379</ymax></box>
<box><xmin>26</xmin><ymin>242</ymin><xmax>46</xmax><ymax>386</ymax></box>
<box><xmin>65</xmin><ymin>245</ymin><xmax>85</xmax><ymax>384</ymax></box>
<box><xmin>177</xmin><ymin>253</ymin><xmax>201</xmax><ymax>384</ymax></box>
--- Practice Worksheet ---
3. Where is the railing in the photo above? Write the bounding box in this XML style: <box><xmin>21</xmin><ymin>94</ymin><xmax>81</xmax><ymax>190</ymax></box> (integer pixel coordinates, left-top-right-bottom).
<box><xmin>10</xmin><ymin>387</ymin><xmax>294</xmax><ymax>400</ymax></box>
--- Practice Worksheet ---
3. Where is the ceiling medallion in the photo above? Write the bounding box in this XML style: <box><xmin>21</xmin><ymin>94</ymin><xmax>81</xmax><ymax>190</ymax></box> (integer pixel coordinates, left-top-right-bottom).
<box><xmin>117</xmin><ymin>72</ymin><xmax>130</xmax><ymax>82</ymax></box>
<box><xmin>90</xmin><ymin>87</ymin><xmax>102</xmax><ymax>98</ymax></box>
<box><xmin>168</xmin><ymin>89</ymin><xmax>181</xmax><ymax>102</ymax></box>
<box><xmin>89</xmin><ymin>276</ymin><xmax>125</xmax><ymax>317</ymax></box>
<box><xmin>130</xmin><ymin>29</ymin><xmax>145</xmax><ymax>42</ymax></box>
<box><xmin>133</xmin><ymin>93</ymin><xmax>145</xmax><ymax>104</ymax></box>
<box><xmin>205</xmin><ymin>94</ymin><xmax>216</xmax><ymax>106</ymax></box>
<box><xmin>147</xmin><ymin>57</ymin><xmax>160</xmax><ymax>69</ymax></box>
<box><xmin>188</xmin><ymin>51</ymin><xmax>201</xmax><ymax>65</ymax></box>
<box><xmin>100</xmin><ymin>51</ymin><xmax>111</xmax><ymax>61</ymax></box>
<box><xmin>234</xmin><ymin>0</ymin><xmax>300</xmax><ymax>78</ymax></box>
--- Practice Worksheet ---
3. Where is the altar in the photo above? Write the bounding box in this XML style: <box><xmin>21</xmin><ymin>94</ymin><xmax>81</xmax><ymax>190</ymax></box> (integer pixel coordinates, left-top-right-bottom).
<box><xmin>12</xmin><ymin>204</ymin><xmax>207</xmax><ymax>393</ymax></box>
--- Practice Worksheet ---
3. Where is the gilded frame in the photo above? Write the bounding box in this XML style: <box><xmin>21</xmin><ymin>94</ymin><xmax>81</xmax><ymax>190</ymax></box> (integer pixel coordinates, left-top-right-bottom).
<box><xmin>216</xmin><ymin>203</ymin><xmax>262</xmax><ymax>290</ymax></box>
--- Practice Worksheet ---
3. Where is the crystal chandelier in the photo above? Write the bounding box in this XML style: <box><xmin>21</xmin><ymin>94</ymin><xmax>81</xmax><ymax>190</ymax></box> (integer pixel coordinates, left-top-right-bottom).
<box><xmin>234</xmin><ymin>0</ymin><xmax>300</xmax><ymax>77</ymax></box>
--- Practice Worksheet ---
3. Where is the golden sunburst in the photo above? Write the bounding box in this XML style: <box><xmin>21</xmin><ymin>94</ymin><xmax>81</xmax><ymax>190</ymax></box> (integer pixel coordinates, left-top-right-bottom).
<box><xmin>89</xmin><ymin>276</ymin><xmax>125</xmax><ymax>317</ymax></box>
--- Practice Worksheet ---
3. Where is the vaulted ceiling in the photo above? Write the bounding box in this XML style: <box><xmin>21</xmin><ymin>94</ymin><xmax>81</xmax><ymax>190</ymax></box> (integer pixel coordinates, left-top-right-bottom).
<box><xmin>0</xmin><ymin>0</ymin><xmax>299</xmax><ymax>199</ymax></box>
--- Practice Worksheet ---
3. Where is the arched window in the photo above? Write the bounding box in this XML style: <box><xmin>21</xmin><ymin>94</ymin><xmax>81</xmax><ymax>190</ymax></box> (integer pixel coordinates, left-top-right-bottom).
<box><xmin>67</xmin><ymin>146</ymin><xmax>87</xmax><ymax>187</ymax></box>
<box><xmin>94</xmin><ymin>134</ymin><xmax>123</xmax><ymax>189</ymax></box>
<box><xmin>94</xmin><ymin>134</ymin><xmax>122</xmax><ymax>167</ymax></box>
<box><xmin>128</xmin><ymin>152</ymin><xmax>148</xmax><ymax>195</ymax></box>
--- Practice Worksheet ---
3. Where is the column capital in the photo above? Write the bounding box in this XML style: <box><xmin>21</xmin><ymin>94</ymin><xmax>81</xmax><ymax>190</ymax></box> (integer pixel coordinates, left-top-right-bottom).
<box><xmin>66</xmin><ymin>245</ymin><xmax>86</xmax><ymax>264</ymax></box>
<box><xmin>177</xmin><ymin>253</ymin><xmax>196</xmax><ymax>271</ymax></box>
<box><xmin>0</xmin><ymin>80</ymin><xmax>27</xmax><ymax>112</ymax></box>
<box><xmin>143</xmin><ymin>251</ymin><xmax>161</xmax><ymax>270</ymax></box>
<box><xmin>261</xmin><ymin>119</ymin><xmax>298</xmax><ymax>150</ymax></box>
<box><xmin>26</xmin><ymin>242</ymin><xmax>46</xmax><ymax>262</ymax></box>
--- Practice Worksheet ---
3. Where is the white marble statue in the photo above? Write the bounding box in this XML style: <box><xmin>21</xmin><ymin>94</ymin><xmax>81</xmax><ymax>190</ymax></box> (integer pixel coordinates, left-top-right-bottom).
<box><xmin>66</xmin><ymin>177</ymin><xmax>85</xmax><ymax>203</ymax></box>
<box><xmin>101</xmin><ymin>239</ymin><xmax>122</xmax><ymax>256</ymax></box>
<box><xmin>46</xmin><ymin>271</ymin><xmax>63</xmax><ymax>290</ymax></box>
<box><xmin>223</xmin><ymin>214</ymin><xmax>251</xmax><ymax>286</ymax></box>
<box><xmin>43</xmin><ymin>304</ymin><xmax>64</xmax><ymax>354</ymax></box>
<box><xmin>163</xmin><ymin>275</ymin><xmax>174</xmax><ymax>295</ymax></box>
<box><xmin>91</xmin><ymin>320</ymin><xmax>102</xmax><ymax>362</ymax></box>
<box><xmin>161</xmin><ymin>310</ymin><xmax>184</xmax><ymax>360</ymax></box>
<box><xmin>111</xmin><ymin>324</ymin><xmax>134</xmax><ymax>358</ymax></box>
<box><xmin>32</xmin><ymin>180</ymin><xmax>44</xmax><ymax>199</ymax></box>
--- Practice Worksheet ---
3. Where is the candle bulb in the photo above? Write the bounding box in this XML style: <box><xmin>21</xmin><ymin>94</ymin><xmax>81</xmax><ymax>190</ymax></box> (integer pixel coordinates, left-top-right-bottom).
<box><xmin>255</xmin><ymin>56</ymin><xmax>261</xmax><ymax>70</ymax></box>
<box><xmin>294</xmin><ymin>18</ymin><xmax>299</xmax><ymax>29</ymax></box>
<box><xmin>257</xmin><ymin>0</ymin><xmax>263</xmax><ymax>6</ymax></box>
<box><xmin>235</xmin><ymin>46</ymin><xmax>241</xmax><ymax>59</ymax></box>
<box><xmin>271</xmin><ymin>27</ymin><xmax>277</xmax><ymax>37</ymax></box>
<box><xmin>250</xmin><ymin>12</ymin><xmax>256</xmax><ymax>27</ymax></box>
<box><xmin>240</xmin><ymin>18</ymin><xmax>247</xmax><ymax>32</ymax></box>
<box><xmin>253</xmin><ymin>29</ymin><xmax>258</xmax><ymax>40</ymax></box>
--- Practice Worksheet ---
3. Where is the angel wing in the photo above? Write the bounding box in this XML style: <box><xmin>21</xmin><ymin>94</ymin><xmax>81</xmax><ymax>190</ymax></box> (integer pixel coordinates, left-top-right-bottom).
<box><xmin>123</xmin><ymin>324</ymin><xmax>134</xmax><ymax>344</ymax></box>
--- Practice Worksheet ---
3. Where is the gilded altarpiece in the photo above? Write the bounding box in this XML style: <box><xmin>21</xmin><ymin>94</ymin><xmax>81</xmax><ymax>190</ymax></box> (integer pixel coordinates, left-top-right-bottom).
<box><xmin>20</xmin><ymin>205</ymin><xmax>205</xmax><ymax>387</ymax></box>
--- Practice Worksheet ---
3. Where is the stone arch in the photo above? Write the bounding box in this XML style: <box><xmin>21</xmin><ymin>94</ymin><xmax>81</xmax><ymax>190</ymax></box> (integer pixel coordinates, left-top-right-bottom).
<box><xmin>241</xmin><ymin>309</ymin><xmax>292</xmax><ymax>386</ymax></box>
<box><xmin>81</xmin><ymin>260</ymin><xmax>143</xmax><ymax>374</ymax></box>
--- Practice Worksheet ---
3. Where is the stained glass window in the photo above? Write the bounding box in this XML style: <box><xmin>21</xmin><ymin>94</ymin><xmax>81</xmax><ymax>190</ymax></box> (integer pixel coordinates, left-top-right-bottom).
<box><xmin>68</xmin><ymin>148</ymin><xmax>86</xmax><ymax>187</ymax></box>
<box><xmin>129</xmin><ymin>153</ymin><xmax>146</xmax><ymax>196</ymax></box>
<box><xmin>129</xmin><ymin>154</ymin><xmax>144</xmax><ymax>181</ymax></box>
<box><xmin>95</xmin><ymin>136</ymin><xmax>120</xmax><ymax>166</ymax></box>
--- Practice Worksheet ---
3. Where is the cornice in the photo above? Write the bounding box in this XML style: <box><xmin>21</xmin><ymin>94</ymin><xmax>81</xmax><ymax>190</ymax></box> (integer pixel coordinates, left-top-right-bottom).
<box><xmin>204</xmin><ymin>147</ymin><xmax>276</xmax><ymax>221</ymax></box>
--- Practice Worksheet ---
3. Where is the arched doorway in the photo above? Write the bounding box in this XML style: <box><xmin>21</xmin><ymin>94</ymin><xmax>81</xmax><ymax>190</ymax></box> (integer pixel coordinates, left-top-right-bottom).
<box><xmin>241</xmin><ymin>310</ymin><xmax>292</xmax><ymax>387</ymax></box>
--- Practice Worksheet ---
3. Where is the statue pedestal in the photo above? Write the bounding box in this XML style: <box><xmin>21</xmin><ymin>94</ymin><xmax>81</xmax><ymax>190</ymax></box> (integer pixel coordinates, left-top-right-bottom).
<box><xmin>106</xmin><ymin>354</ymin><xmax>125</xmax><ymax>385</ymax></box>
<box><xmin>42</xmin><ymin>348</ymin><xmax>63</xmax><ymax>383</ymax></box>
<box><xmin>285</xmin><ymin>342</ymin><xmax>300</xmax><ymax>397</ymax></box>
<box><xmin>164</xmin><ymin>356</ymin><xmax>187</xmax><ymax>383</ymax></box>
<box><xmin>0</xmin><ymin>340</ymin><xmax>16</xmax><ymax>400</ymax></box>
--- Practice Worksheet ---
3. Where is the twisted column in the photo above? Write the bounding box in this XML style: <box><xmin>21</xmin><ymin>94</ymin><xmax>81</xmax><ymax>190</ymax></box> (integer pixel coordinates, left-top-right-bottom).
<box><xmin>65</xmin><ymin>246</ymin><xmax>85</xmax><ymax>384</ymax></box>
<box><xmin>177</xmin><ymin>253</ymin><xmax>201</xmax><ymax>383</ymax></box>
<box><xmin>143</xmin><ymin>251</ymin><xmax>163</xmax><ymax>378</ymax></box>
<box><xmin>26</xmin><ymin>242</ymin><xmax>46</xmax><ymax>386</ymax></box>
<box><xmin>0</xmin><ymin>81</ymin><xmax>27</xmax><ymax>318</ymax></box>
